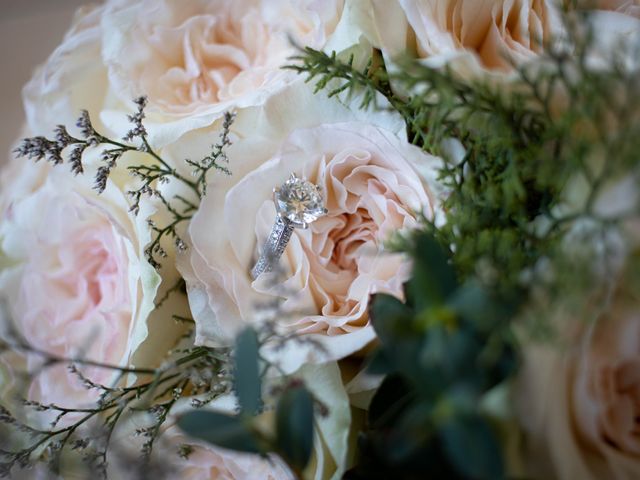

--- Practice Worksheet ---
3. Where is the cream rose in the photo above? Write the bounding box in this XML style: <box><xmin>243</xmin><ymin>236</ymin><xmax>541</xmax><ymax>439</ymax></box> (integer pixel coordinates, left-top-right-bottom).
<box><xmin>515</xmin><ymin>275</ymin><xmax>640</xmax><ymax>479</ymax></box>
<box><xmin>367</xmin><ymin>0</ymin><xmax>562</xmax><ymax>79</ymax></box>
<box><xmin>103</xmin><ymin>0</ymin><xmax>343</xmax><ymax>114</ymax></box>
<box><xmin>25</xmin><ymin>0</ymin><xmax>367</xmax><ymax>154</ymax></box>
<box><xmin>108</xmin><ymin>363</ymin><xmax>351</xmax><ymax>480</ymax></box>
<box><xmin>176</xmin><ymin>84</ymin><xmax>444</xmax><ymax>371</ymax></box>
<box><xmin>98</xmin><ymin>0</ymin><xmax>357</xmax><ymax>146</ymax></box>
<box><xmin>0</xmin><ymin>161</ymin><xmax>159</xmax><ymax>419</ymax></box>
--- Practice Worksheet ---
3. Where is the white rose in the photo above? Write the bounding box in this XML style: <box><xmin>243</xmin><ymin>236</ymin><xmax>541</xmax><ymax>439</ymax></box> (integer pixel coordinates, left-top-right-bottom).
<box><xmin>515</xmin><ymin>258</ymin><xmax>640</xmax><ymax>479</ymax></box>
<box><xmin>109</xmin><ymin>362</ymin><xmax>352</xmax><ymax>480</ymax></box>
<box><xmin>176</xmin><ymin>82</ymin><xmax>445</xmax><ymax>373</ymax></box>
<box><xmin>0</xmin><ymin>157</ymin><xmax>169</xmax><ymax>420</ymax></box>
<box><xmin>24</xmin><ymin>0</ymin><xmax>370</xmax><ymax>152</ymax></box>
<box><xmin>366</xmin><ymin>0</ymin><xmax>563</xmax><ymax>80</ymax></box>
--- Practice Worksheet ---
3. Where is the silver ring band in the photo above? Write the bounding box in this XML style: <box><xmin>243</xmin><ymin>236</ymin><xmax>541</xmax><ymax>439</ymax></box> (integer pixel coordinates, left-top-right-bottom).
<box><xmin>251</xmin><ymin>216</ymin><xmax>294</xmax><ymax>279</ymax></box>
<box><xmin>250</xmin><ymin>174</ymin><xmax>326</xmax><ymax>280</ymax></box>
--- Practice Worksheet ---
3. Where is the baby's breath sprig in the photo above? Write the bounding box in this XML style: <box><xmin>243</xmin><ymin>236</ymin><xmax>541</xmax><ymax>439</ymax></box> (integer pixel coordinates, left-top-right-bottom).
<box><xmin>187</xmin><ymin>111</ymin><xmax>235</xmax><ymax>197</ymax></box>
<box><xmin>15</xmin><ymin>98</ymin><xmax>236</xmax><ymax>269</ymax></box>
<box><xmin>0</xmin><ymin>316</ymin><xmax>233</xmax><ymax>479</ymax></box>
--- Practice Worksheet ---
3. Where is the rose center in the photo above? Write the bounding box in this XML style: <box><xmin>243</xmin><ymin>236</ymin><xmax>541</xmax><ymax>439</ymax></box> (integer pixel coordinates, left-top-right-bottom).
<box><xmin>329</xmin><ymin>210</ymin><xmax>377</xmax><ymax>272</ymax></box>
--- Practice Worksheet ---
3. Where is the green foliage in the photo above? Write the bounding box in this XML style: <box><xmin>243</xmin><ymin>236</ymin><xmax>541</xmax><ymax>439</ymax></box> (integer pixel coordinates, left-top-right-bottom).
<box><xmin>292</xmin><ymin>9</ymin><xmax>640</xmax><ymax>480</ymax></box>
<box><xmin>290</xmin><ymin>16</ymin><xmax>640</xmax><ymax>309</ymax></box>
<box><xmin>275</xmin><ymin>385</ymin><xmax>315</xmax><ymax>473</ymax></box>
<box><xmin>441</xmin><ymin>414</ymin><xmax>504</xmax><ymax>480</ymax></box>
<box><xmin>286</xmin><ymin>48</ymin><xmax>393</xmax><ymax>110</ymax></box>
<box><xmin>177</xmin><ymin>411</ymin><xmax>261</xmax><ymax>454</ymax></box>
<box><xmin>233</xmin><ymin>328</ymin><xmax>262</xmax><ymax>416</ymax></box>
<box><xmin>346</xmin><ymin>232</ymin><xmax>513</xmax><ymax>479</ymax></box>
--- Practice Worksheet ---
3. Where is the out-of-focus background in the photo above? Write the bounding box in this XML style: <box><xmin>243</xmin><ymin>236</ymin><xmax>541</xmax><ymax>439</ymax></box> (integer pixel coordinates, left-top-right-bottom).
<box><xmin>0</xmin><ymin>0</ymin><xmax>87</xmax><ymax>162</ymax></box>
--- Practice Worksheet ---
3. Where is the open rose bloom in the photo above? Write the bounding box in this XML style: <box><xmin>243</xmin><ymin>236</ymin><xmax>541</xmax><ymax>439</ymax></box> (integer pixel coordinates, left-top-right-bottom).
<box><xmin>0</xmin><ymin>162</ymin><xmax>160</xmax><ymax>418</ymax></box>
<box><xmin>367</xmin><ymin>0</ymin><xmax>563</xmax><ymax>79</ymax></box>
<box><xmin>515</xmin><ymin>274</ymin><xmax>640</xmax><ymax>480</ymax></box>
<box><xmin>3</xmin><ymin>0</ymin><xmax>640</xmax><ymax>478</ymax></box>
<box><xmin>177</xmin><ymin>85</ymin><xmax>445</xmax><ymax>369</ymax></box>
<box><xmin>103</xmin><ymin>0</ymin><xmax>344</xmax><ymax>114</ymax></box>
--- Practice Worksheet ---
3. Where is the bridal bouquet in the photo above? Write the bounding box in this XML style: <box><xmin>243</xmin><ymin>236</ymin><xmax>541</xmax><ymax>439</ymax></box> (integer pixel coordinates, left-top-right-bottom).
<box><xmin>1</xmin><ymin>1</ymin><xmax>639</xmax><ymax>479</ymax></box>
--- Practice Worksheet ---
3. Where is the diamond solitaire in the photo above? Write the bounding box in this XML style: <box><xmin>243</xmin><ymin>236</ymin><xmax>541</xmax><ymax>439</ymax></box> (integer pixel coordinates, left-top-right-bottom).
<box><xmin>274</xmin><ymin>175</ymin><xmax>325</xmax><ymax>227</ymax></box>
<box><xmin>251</xmin><ymin>174</ymin><xmax>327</xmax><ymax>279</ymax></box>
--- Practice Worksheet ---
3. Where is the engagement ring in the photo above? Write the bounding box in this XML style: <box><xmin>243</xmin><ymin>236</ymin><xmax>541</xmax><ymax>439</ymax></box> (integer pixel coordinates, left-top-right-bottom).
<box><xmin>251</xmin><ymin>174</ymin><xmax>327</xmax><ymax>279</ymax></box>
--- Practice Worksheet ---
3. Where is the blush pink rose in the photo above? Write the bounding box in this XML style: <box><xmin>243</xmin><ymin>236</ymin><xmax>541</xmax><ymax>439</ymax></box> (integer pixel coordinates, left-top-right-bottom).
<box><xmin>109</xmin><ymin>363</ymin><xmax>351</xmax><ymax>480</ymax></box>
<box><xmin>102</xmin><ymin>0</ymin><xmax>344</xmax><ymax>119</ymax></box>
<box><xmin>515</xmin><ymin>278</ymin><xmax>640</xmax><ymax>479</ymax></box>
<box><xmin>368</xmin><ymin>0</ymin><xmax>562</xmax><ymax>79</ymax></box>
<box><xmin>0</xmin><ymin>166</ymin><xmax>159</xmax><ymax>418</ymax></box>
<box><xmin>154</xmin><ymin>425</ymin><xmax>294</xmax><ymax>480</ymax></box>
<box><xmin>178</xmin><ymin>108</ymin><xmax>444</xmax><ymax>370</ymax></box>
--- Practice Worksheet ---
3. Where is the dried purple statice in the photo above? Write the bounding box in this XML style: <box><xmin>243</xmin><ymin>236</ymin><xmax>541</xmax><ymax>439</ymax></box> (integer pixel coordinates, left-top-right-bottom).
<box><xmin>76</xmin><ymin>110</ymin><xmax>101</xmax><ymax>146</ymax></box>
<box><xmin>14</xmin><ymin>136</ymin><xmax>63</xmax><ymax>164</ymax></box>
<box><xmin>123</xmin><ymin>96</ymin><xmax>148</xmax><ymax>142</ymax></box>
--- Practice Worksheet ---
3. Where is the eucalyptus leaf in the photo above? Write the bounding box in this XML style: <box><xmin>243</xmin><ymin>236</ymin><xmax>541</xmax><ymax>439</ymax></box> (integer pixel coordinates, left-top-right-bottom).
<box><xmin>369</xmin><ymin>293</ymin><xmax>414</xmax><ymax>346</ymax></box>
<box><xmin>368</xmin><ymin>374</ymin><xmax>414</xmax><ymax>429</ymax></box>
<box><xmin>276</xmin><ymin>385</ymin><xmax>315</xmax><ymax>471</ymax></box>
<box><xmin>177</xmin><ymin>411</ymin><xmax>261</xmax><ymax>454</ymax></box>
<box><xmin>234</xmin><ymin>328</ymin><xmax>261</xmax><ymax>416</ymax></box>
<box><xmin>440</xmin><ymin>415</ymin><xmax>504</xmax><ymax>480</ymax></box>
<box><xmin>409</xmin><ymin>234</ymin><xmax>457</xmax><ymax>312</ymax></box>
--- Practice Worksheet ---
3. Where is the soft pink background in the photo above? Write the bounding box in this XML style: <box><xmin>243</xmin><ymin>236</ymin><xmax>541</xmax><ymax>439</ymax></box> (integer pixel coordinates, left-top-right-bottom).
<box><xmin>0</xmin><ymin>0</ymin><xmax>88</xmax><ymax>162</ymax></box>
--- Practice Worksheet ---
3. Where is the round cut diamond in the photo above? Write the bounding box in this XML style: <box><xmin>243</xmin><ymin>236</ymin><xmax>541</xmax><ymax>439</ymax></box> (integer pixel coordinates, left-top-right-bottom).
<box><xmin>274</xmin><ymin>176</ymin><xmax>325</xmax><ymax>227</ymax></box>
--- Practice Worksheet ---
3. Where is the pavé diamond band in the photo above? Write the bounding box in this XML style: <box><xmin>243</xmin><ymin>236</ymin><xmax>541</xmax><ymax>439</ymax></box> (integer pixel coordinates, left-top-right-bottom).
<box><xmin>251</xmin><ymin>174</ymin><xmax>327</xmax><ymax>280</ymax></box>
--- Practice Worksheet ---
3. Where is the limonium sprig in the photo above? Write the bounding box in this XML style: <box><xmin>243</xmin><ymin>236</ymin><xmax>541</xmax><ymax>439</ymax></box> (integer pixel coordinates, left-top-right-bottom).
<box><xmin>14</xmin><ymin>98</ymin><xmax>235</xmax><ymax>269</ymax></box>
<box><xmin>0</xmin><ymin>315</ymin><xmax>232</xmax><ymax>479</ymax></box>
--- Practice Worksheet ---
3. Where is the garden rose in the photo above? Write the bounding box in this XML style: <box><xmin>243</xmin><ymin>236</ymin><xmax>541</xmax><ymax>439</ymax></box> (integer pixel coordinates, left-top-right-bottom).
<box><xmin>103</xmin><ymin>0</ymin><xmax>343</xmax><ymax>114</ymax></box>
<box><xmin>25</xmin><ymin>0</ymin><xmax>366</xmax><ymax>154</ymax></box>
<box><xmin>23</xmin><ymin>4</ymin><xmax>110</xmax><ymax>139</ymax></box>
<box><xmin>0</xmin><ymin>161</ymin><xmax>159</xmax><ymax>418</ymax></box>
<box><xmin>515</xmin><ymin>272</ymin><xmax>640</xmax><ymax>479</ymax></box>
<box><xmin>99</xmin><ymin>0</ymin><xmax>354</xmax><ymax>146</ymax></box>
<box><xmin>177</xmin><ymin>85</ymin><xmax>444</xmax><ymax>371</ymax></box>
<box><xmin>109</xmin><ymin>363</ymin><xmax>351</xmax><ymax>480</ymax></box>
<box><xmin>368</xmin><ymin>0</ymin><xmax>562</xmax><ymax>78</ymax></box>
